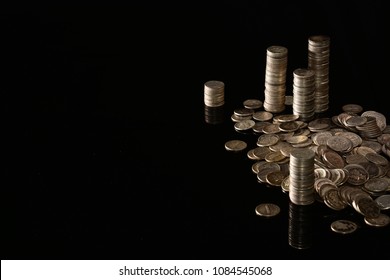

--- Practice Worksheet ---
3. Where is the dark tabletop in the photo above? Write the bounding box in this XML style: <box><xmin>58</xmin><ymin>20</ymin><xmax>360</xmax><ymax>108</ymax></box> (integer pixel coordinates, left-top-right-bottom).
<box><xmin>2</xmin><ymin>1</ymin><xmax>390</xmax><ymax>260</ymax></box>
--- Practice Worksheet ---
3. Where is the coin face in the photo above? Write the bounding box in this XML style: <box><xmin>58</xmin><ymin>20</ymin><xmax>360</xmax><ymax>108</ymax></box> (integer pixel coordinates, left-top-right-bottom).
<box><xmin>243</xmin><ymin>99</ymin><xmax>263</xmax><ymax>110</ymax></box>
<box><xmin>342</xmin><ymin>103</ymin><xmax>363</xmax><ymax>114</ymax></box>
<box><xmin>234</xmin><ymin>119</ymin><xmax>255</xmax><ymax>131</ymax></box>
<box><xmin>344</xmin><ymin>164</ymin><xmax>369</xmax><ymax>185</ymax></box>
<box><xmin>330</xmin><ymin>220</ymin><xmax>358</xmax><ymax>234</ymax></box>
<box><xmin>224</xmin><ymin>140</ymin><xmax>247</xmax><ymax>152</ymax></box>
<box><xmin>364</xmin><ymin>213</ymin><xmax>390</xmax><ymax>227</ymax></box>
<box><xmin>375</xmin><ymin>194</ymin><xmax>390</xmax><ymax>210</ymax></box>
<box><xmin>255</xmin><ymin>203</ymin><xmax>281</xmax><ymax>217</ymax></box>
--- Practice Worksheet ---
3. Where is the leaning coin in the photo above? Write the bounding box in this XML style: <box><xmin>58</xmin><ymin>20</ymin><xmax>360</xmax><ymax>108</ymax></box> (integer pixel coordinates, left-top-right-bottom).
<box><xmin>225</xmin><ymin>140</ymin><xmax>247</xmax><ymax>152</ymax></box>
<box><xmin>255</xmin><ymin>203</ymin><xmax>280</xmax><ymax>217</ymax></box>
<box><xmin>375</xmin><ymin>194</ymin><xmax>390</xmax><ymax>210</ymax></box>
<box><xmin>266</xmin><ymin>170</ymin><xmax>287</xmax><ymax>187</ymax></box>
<box><xmin>364</xmin><ymin>213</ymin><xmax>390</xmax><ymax>227</ymax></box>
<box><xmin>330</xmin><ymin>220</ymin><xmax>358</xmax><ymax>234</ymax></box>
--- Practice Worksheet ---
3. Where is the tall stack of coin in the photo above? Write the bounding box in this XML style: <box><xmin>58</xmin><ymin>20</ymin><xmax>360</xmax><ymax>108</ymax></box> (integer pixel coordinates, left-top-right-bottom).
<box><xmin>263</xmin><ymin>46</ymin><xmax>288</xmax><ymax>113</ymax></box>
<box><xmin>289</xmin><ymin>148</ymin><xmax>316</xmax><ymax>205</ymax></box>
<box><xmin>204</xmin><ymin>80</ymin><xmax>225</xmax><ymax>107</ymax></box>
<box><xmin>292</xmin><ymin>68</ymin><xmax>316</xmax><ymax>122</ymax></box>
<box><xmin>308</xmin><ymin>35</ymin><xmax>330</xmax><ymax>113</ymax></box>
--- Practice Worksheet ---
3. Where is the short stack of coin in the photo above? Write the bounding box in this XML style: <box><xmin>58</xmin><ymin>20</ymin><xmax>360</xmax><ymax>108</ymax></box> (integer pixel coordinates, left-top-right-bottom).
<box><xmin>308</xmin><ymin>35</ymin><xmax>330</xmax><ymax>113</ymax></box>
<box><xmin>204</xmin><ymin>80</ymin><xmax>225</xmax><ymax>107</ymax></box>
<box><xmin>263</xmin><ymin>46</ymin><xmax>288</xmax><ymax>113</ymax></box>
<box><xmin>292</xmin><ymin>68</ymin><xmax>316</xmax><ymax>122</ymax></box>
<box><xmin>289</xmin><ymin>147</ymin><xmax>316</xmax><ymax>205</ymax></box>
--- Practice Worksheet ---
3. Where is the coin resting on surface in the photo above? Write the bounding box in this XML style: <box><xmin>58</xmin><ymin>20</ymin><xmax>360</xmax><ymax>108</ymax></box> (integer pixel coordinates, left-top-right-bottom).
<box><xmin>330</xmin><ymin>220</ymin><xmax>358</xmax><ymax>234</ymax></box>
<box><xmin>364</xmin><ymin>213</ymin><xmax>390</xmax><ymax>227</ymax></box>
<box><xmin>255</xmin><ymin>203</ymin><xmax>281</xmax><ymax>217</ymax></box>
<box><xmin>224</xmin><ymin>140</ymin><xmax>247</xmax><ymax>151</ymax></box>
<box><xmin>243</xmin><ymin>98</ymin><xmax>263</xmax><ymax>110</ymax></box>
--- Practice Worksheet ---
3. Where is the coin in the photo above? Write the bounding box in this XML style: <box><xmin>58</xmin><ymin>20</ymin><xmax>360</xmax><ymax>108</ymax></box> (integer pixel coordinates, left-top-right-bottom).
<box><xmin>330</xmin><ymin>220</ymin><xmax>358</xmax><ymax>234</ymax></box>
<box><xmin>322</xmin><ymin>149</ymin><xmax>345</xmax><ymax>169</ymax></box>
<box><xmin>234</xmin><ymin>119</ymin><xmax>256</xmax><ymax>131</ymax></box>
<box><xmin>353</xmin><ymin>196</ymin><xmax>381</xmax><ymax>218</ymax></box>
<box><xmin>342</xmin><ymin>103</ymin><xmax>363</xmax><ymax>114</ymax></box>
<box><xmin>344</xmin><ymin>164</ymin><xmax>369</xmax><ymax>185</ymax></box>
<box><xmin>266</xmin><ymin>170</ymin><xmax>288</xmax><ymax>186</ymax></box>
<box><xmin>255</xmin><ymin>203</ymin><xmax>281</xmax><ymax>217</ymax></box>
<box><xmin>253</xmin><ymin>111</ymin><xmax>273</xmax><ymax>122</ymax></box>
<box><xmin>375</xmin><ymin>194</ymin><xmax>390</xmax><ymax>210</ymax></box>
<box><xmin>365</xmin><ymin>152</ymin><xmax>389</xmax><ymax>166</ymax></box>
<box><xmin>273</xmin><ymin>114</ymin><xmax>300</xmax><ymax>123</ymax></box>
<box><xmin>225</xmin><ymin>140</ymin><xmax>247</xmax><ymax>152</ymax></box>
<box><xmin>326</xmin><ymin>135</ymin><xmax>353</xmax><ymax>153</ymax></box>
<box><xmin>243</xmin><ymin>99</ymin><xmax>263</xmax><ymax>110</ymax></box>
<box><xmin>361</xmin><ymin>110</ymin><xmax>387</xmax><ymax>131</ymax></box>
<box><xmin>364</xmin><ymin>213</ymin><xmax>390</xmax><ymax>227</ymax></box>
<box><xmin>324</xmin><ymin>189</ymin><xmax>347</xmax><ymax>211</ymax></box>
<box><xmin>257</xmin><ymin>133</ymin><xmax>280</xmax><ymax>147</ymax></box>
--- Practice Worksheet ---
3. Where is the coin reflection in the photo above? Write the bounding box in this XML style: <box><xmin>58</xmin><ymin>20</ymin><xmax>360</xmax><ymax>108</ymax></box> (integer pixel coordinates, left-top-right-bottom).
<box><xmin>204</xmin><ymin>105</ymin><xmax>224</xmax><ymax>125</ymax></box>
<box><xmin>288</xmin><ymin>202</ymin><xmax>313</xmax><ymax>250</ymax></box>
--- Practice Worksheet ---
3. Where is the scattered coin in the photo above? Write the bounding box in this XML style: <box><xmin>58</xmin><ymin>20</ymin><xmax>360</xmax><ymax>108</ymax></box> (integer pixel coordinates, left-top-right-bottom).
<box><xmin>255</xmin><ymin>203</ymin><xmax>281</xmax><ymax>217</ymax></box>
<box><xmin>224</xmin><ymin>140</ymin><xmax>247</xmax><ymax>152</ymax></box>
<box><xmin>364</xmin><ymin>213</ymin><xmax>390</xmax><ymax>227</ymax></box>
<box><xmin>243</xmin><ymin>99</ymin><xmax>263</xmax><ymax>110</ymax></box>
<box><xmin>342</xmin><ymin>103</ymin><xmax>363</xmax><ymax>114</ymax></box>
<box><xmin>374</xmin><ymin>194</ymin><xmax>390</xmax><ymax>210</ymax></box>
<box><xmin>330</xmin><ymin>220</ymin><xmax>358</xmax><ymax>234</ymax></box>
<box><xmin>234</xmin><ymin>119</ymin><xmax>256</xmax><ymax>131</ymax></box>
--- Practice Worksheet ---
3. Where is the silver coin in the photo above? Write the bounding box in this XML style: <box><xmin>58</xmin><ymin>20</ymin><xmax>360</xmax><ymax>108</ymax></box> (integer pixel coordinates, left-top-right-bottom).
<box><xmin>364</xmin><ymin>213</ymin><xmax>390</xmax><ymax>227</ymax></box>
<box><xmin>255</xmin><ymin>203</ymin><xmax>281</xmax><ymax>217</ymax></box>
<box><xmin>225</xmin><ymin>140</ymin><xmax>247</xmax><ymax>152</ymax></box>
<box><xmin>243</xmin><ymin>99</ymin><xmax>263</xmax><ymax>110</ymax></box>
<box><xmin>330</xmin><ymin>220</ymin><xmax>358</xmax><ymax>234</ymax></box>
<box><xmin>234</xmin><ymin>119</ymin><xmax>255</xmax><ymax>131</ymax></box>
<box><xmin>375</xmin><ymin>194</ymin><xmax>390</xmax><ymax>210</ymax></box>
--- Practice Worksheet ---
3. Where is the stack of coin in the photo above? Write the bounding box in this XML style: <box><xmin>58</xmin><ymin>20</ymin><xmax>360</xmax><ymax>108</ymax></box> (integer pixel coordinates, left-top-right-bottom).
<box><xmin>204</xmin><ymin>80</ymin><xmax>225</xmax><ymax>107</ymax></box>
<box><xmin>308</xmin><ymin>35</ymin><xmax>330</xmax><ymax>113</ymax></box>
<box><xmin>292</xmin><ymin>68</ymin><xmax>316</xmax><ymax>122</ymax></box>
<box><xmin>288</xmin><ymin>202</ymin><xmax>313</xmax><ymax>250</ymax></box>
<box><xmin>289</xmin><ymin>147</ymin><xmax>316</xmax><ymax>205</ymax></box>
<box><xmin>263</xmin><ymin>46</ymin><xmax>288</xmax><ymax>113</ymax></box>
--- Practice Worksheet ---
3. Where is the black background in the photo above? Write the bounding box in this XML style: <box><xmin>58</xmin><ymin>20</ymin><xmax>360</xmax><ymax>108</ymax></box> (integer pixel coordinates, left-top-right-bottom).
<box><xmin>2</xmin><ymin>1</ymin><xmax>390</xmax><ymax>260</ymax></box>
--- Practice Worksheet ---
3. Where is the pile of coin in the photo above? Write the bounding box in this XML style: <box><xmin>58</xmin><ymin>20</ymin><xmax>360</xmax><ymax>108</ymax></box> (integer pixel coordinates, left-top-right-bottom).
<box><xmin>289</xmin><ymin>147</ymin><xmax>316</xmax><ymax>205</ymax></box>
<box><xmin>204</xmin><ymin>80</ymin><xmax>225</xmax><ymax>107</ymax></box>
<box><xmin>292</xmin><ymin>68</ymin><xmax>316</xmax><ymax>122</ymax></box>
<box><xmin>263</xmin><ymin>46</ymin><xmax>288</xmax><ymax>113</ymax></box>
<box><xmin>224</xmin><ymin>97</ymin><xmax>390</xmax><ymax>229</ymax></box>
<box><xmin>308</xmin><ymin>35</ymin><xmax>330</xmax><ymax>113</ymax></box>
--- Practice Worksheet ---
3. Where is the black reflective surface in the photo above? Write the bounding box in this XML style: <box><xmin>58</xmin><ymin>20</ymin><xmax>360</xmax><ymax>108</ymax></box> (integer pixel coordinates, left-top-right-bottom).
<box><xmin>3</xmin><ymin>2</ymin><xmax>390</xmax><ymax>260</ymax></box>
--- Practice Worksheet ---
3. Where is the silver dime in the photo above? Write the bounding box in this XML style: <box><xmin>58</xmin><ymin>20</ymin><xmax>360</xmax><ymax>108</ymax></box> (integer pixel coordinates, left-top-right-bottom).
<box><xmin>374</xmin><ymin>194</ymin><xmax>390</xmax><ymax>210</ymax></box>
<box><xmin>225</xmin><ymin>140</ymin><xmax>247</xmax><ymax>152</ymax></box>
<box><xmin>330</xmin><ymin>220</ymin><xmax>358</xmax><ymax>234</ymax></box>
<box><xmin>234</xmin><ymin>119</ymin><xmax>255</xmax><ymax>131</ymax></box>
<box><xmin>364</xmin><ymin>213</ymin><xmax>390</xmax><ymax>227</ymax></box>
<box><xmin>243</xmin><ymin>99</ymin><xmax>263</xmax><ymax>110</ymax></box>
<box><xmin>255</xmin><ymin>203</ymin><xmax>281</xmax><ymax>217</ymax></box>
